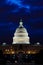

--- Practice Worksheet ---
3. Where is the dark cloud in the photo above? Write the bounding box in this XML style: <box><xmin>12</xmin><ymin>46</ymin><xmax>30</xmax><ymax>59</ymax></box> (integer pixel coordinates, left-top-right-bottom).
<box><xmin>0</xmin><ymin>0</ymin><xmax>43</xmax><ymax>44</ymax></box>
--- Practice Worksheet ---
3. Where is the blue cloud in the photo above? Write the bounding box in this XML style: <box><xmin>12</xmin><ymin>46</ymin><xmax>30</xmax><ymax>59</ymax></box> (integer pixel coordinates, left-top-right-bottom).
<box><xmin>7</xmin><ymin>0</ymin><xmax>30</xmax><ymax>13</ymax></box>
<box><xmin>7</xmin><ymin>0</ymin><xmax>22</xmax><ymax>6</ymax></box>
<box><xmin>32</xmin><ymin>6</ymin><xmax>43</xmax><ymax>10</ymax></box>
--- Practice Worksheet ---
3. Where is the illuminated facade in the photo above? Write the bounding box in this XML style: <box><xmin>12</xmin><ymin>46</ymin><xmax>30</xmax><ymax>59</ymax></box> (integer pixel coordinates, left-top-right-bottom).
<box><xmin>13</xmin><ymin>19</ymin><xmax>30</xmax><ymax>44</ymax></box>
<box><xmin>0</xmin><ymin>20</ymin><xmax>42</xmax><ymax>55</ymax></box>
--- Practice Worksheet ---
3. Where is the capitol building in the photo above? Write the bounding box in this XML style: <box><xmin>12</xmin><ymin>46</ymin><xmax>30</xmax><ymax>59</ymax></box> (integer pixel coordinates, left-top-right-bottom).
<box><xmin>0</xmin><ymin>19</ymin><xmax>43</xmax><ymax>54</ymax></box>
<box><xmin>13</xmin><ymin>19</ymin><xmax>30</xmax><ymax>44</ymax></box>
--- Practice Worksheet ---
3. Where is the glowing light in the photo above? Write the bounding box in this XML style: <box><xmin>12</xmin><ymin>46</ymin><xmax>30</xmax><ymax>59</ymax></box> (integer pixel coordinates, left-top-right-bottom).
<box><xmin>27</xmin><ymin>51</ymin><xmax>31</xmax><ymax>54</ymax></box>
<box><xmin>32</xmin><ymin>52</ymin><xmax>36</xmax><ymax>54</ymax></box>
<box><xmin>2</xmin><ymin>43</ymin><xmax>6</xmax><ymax>45</ymax></box>
<box><xmin>27</xmin><ymin>51</ymin><xmax>36</xmax><ymax>54</ymax></box>
<box><xmin>5</xmin><ymin>49</ymin><xmax>8</xmax><ymax>52</ymax></box>
<box><xmin>11</xmin><ymin>51</ymin><xmax>15</xmax><ymax>54</ymax></box>
<box><xmin>37</xmin><ymin>42</ymin><xmax>40</xmax><ymax>45</ymax></box>
<box><xmin>15</xmin><ymin>61</ymin><xmax>17</xmax><ymax>63</ymax></box>
<box><xmin>5</xmin><ymin>49</ymin><xmax>9</xmax><ymax>52</ymax></box>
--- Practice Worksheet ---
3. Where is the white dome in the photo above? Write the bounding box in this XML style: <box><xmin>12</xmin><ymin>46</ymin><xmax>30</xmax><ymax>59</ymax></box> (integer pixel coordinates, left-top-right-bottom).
<box><xmin>14</xmin><ymin>26</ymin><xmax>28</xmax><ymax>37</ymax></box>
<box><xmin>15</xmin><ymin>27</ymin><xmax>28</xmax><ymax>33</ymax></box>
<box><xmin>12</xmin><ymin>19</ymin><xmax>30</xmax><ymax>44</ymax></box>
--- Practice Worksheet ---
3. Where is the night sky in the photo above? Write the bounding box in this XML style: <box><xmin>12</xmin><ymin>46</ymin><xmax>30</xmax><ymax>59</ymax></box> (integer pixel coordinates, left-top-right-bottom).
<box><xmin>0</xmin><ymin>0</ymin><xmax>43</xmax><ymax>44</ymax></box>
